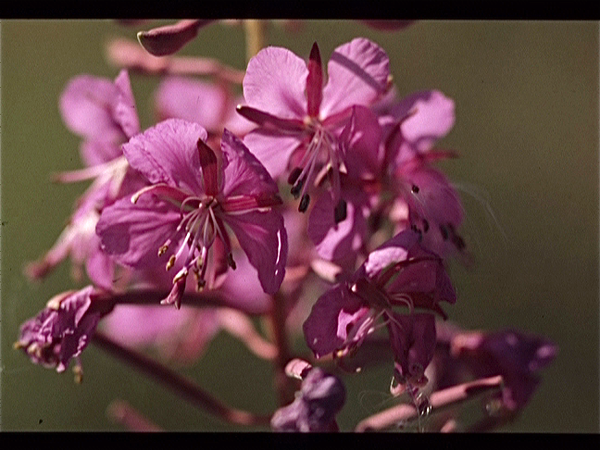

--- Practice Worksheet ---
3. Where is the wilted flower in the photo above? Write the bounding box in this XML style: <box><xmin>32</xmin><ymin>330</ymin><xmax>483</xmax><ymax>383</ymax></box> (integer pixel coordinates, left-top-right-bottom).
<box><xmin>14</xmin><ymin>286</ymin><xmax>101</xmax><ymax>376</ymax></box>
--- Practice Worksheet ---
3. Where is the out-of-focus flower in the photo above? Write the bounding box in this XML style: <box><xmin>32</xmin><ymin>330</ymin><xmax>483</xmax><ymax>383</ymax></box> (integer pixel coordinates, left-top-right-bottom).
<box><xmin>270</xmin><ymin>367</ymin><xmax>346</xmax><ymax>432</ymax></box>
<box><xmin>237</xmin><ymin>38</ymin><xmax>391</xmax><ymax>220</ymax></box>
<box><xmin>25</xmin><ymin>70</ymin><xmax>146</xmax><ymax>289</ymax></box>
<box><xmin>303</xmin><ymin>230</ymin><xmax>455</xmax><ymax>388</ymax></box>
<box><xmin>154</xmin><ymin>76</ymin><xmax>255</xmax><ymax>146</ymax></box>
<box><xmin>96</xmin><ymin>119</ymin><xmax>287</xmax><ymax>308</ymax></box>
<box><xmin>14</xmin><ymin>286</ymin><xmax>101</xmax><ymax>376</ymax></box>
<box><xmin>432</xmin><ymin>322</ymin><xmax>558</xmax><ymax>414</ymax></box>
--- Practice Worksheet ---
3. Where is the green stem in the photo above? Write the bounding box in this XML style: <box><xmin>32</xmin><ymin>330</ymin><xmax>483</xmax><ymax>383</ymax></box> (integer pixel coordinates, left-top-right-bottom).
<box><xmin>243</xmin><ymin>20</ymin><xmax>267</xmax><ymax>62</ymax></box>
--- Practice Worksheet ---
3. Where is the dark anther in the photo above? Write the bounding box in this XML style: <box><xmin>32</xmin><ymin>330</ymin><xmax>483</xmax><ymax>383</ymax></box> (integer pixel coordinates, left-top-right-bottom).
<box><xmin>287</xmin><ymin>167</ymin><xmax>303</xmax><ymax>185</ymax></box>
<box><xmin>423</xmin><ymin>219</ymin><xmax>430</xmax><ymax>233</ymax></box>
<box><xmin>290</xmin><ymin>180</ymin><xmax>304</xmax><ymax>199</ymax></box>
<box><xmin>411</xmin><ymin>184</ymin><xmax>420</xmax><ymax>194</ymax></box>
<box><xmin>334</xmin><ymin>199</ymin><xmax>347</xmax><ymax>223</ymax></box>
<box><xmin>227</xmin><ymin>252</ymin><xmax>237</xmax><ymax>270</ymax></box>
<box><xmin>299</xmin><ymin>193</ymin><xmax>311</xmax><ymax>212</ymax></box>
<box><xmin>440</xmin><ymin>225</ymin><xmax>449</xmax><ymax>241</ymax></box>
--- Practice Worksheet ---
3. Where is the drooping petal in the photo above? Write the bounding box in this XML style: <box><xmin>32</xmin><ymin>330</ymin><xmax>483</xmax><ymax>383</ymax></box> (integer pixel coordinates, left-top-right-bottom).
<box><xmin>320</xmin><ymin>38</ymin><xmax>390</xmax><ymax>119</ymax></box>
<box><xmin>224</xmin><ymin>210</ymin><xmax>287</xmax><ymax>295</ymax></box>
<box><xmin>121</xmin><ymin>118</ymin><xmax>208</xmax><ymax>194</ymax></box>
<box><xmin>303</xmin><ymin>284</ymin><xmax>364</xmax><ymax>358</ymax></box>
<box><xmin>242</xmin><ymin>128</ymin><xmax>304</xmax><ymax>179</ymax></box>
<box><xmin>388</xmin><ymin>312</ymin><xmax>437</xmax><ymax>387</ymax></box>
<box><xmin>95</xmin><ymin>193</ymin><xmax>182</xmax><ymax>269</ymax></box>
<box><xmin>243</xmin><ymin>46</ymin><xmax>308</xmax><ymax>120</ymax></box>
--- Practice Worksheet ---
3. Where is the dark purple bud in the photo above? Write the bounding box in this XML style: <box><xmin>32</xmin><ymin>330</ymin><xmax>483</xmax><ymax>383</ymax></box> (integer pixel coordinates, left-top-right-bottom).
<box><xmin>137</xmin><ymin>20</ymin><xmax>213</xmax><ymax>57</ymax></box>
<box><xmin>270</xmin><ymin>367</ymin><xmax>346</xmax><ymax>432</ymax></box>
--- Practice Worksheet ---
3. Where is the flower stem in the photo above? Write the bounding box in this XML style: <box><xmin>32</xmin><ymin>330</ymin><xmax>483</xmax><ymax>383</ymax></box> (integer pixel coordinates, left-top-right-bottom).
<box><xmin>269</xmin><ymin>292</ymin><xmax>297</xmax><ymax>406</ymax></box>
<box><xmin>92</xmin><ymin>331</ymin><xmax>272</xmax><ymax>428</ymax></box>
<box><xmin>354</xmin><ymin>375</ymin><xmax>504</xmax><ymax>432</ymax></box>
<box><xmin>243</xmin><ymin>20</ymin><xmax>267</xmax><ymax>62</ymax></box>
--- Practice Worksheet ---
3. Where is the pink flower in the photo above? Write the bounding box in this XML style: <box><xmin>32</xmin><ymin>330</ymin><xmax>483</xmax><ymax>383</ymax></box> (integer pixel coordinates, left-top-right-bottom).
<box><xmin>96</xmin><ymin>119</ymin><xmax>287</xmax><ymax>308</ymax></box>
<box><xmin>303</xmin><ymin>230</ymin><xmax>455</xmax><ymax>387</ymax></box>
<box><xmin>25</xmin><ymin>70</ymin><xmax>146</xmax><ymax>289</ymax></box>
<box><xmin>237</xmin><ymin>38</ymin><xmax>390</xmax><ymax>220</ymax></box>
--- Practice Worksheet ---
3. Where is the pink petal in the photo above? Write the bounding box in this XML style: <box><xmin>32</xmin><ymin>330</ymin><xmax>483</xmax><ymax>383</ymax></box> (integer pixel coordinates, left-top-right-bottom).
<box><xmin>224</xmin><ymin>210</ymin><xmax>287</xmax><ymax>295</ymax></box>
<box><xmin>155</xmin><ymin>76</ymin><xmax>228</xmax><ymax>132</ymax></box>
<box><xmin>121</xmin><ymin>118</ymin><xmax>207</xmax><ymax>194</ymax></box>
<box><xmin>113</xmin><ymin>70</ymin><xmax>141</xmax><ymax>139</ymax></box>
<box><xmin>242</xmin><ymin>128</ymin><xmax>304</xmax><ymax>179</ymax></box>
<box><xmin>306</xmin><ymin>42</ymin><xmax>323</xmax><ymax>117</ymax></box>
<box><xmin>361</xmin><ymin>230</ymin><xmax>419</xmax><ymax>280</ymax></box>
<box><xmin>80</xmin><ymin>140</ymin><xmax>123</xmax><ymax>167</ymax></box>
<box><xmin>320</xmin><ymin>38</ymin><xmax>390</xmax><ymax>119</ymax></box>
<box><xmin>340</xmin><ymin>105</ymin><xmax>384</xmax><ymax>180</ymax></box>
<box><xmin>243</xmin><ymin>46</ymin><xmax>308</xmax><ymax>120</ymax></box>
<box><xmin>59</xmin><ymin>75</ymin><xmax>124</xmax><ymax>142</ymax></box>
<box><xmin>96</xmin><ymin>194</ymin><xmax>181</xmax><ymax>269</ymax></box>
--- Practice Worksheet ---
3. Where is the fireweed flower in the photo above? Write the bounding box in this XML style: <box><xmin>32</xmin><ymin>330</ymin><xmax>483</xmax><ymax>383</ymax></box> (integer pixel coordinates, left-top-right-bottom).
<box><xmin>303</xmin><ymin>230</ymin><xmax>455</xmax><ymax>387</ymax></box>
<box><xmin>96</xmin><ymin>119</ymin><xmax>287</xmax><ymax>308</ymax></box>
<box><xmin>270</xmin><ymin>367</ymin><xmax>346</xmax><ymax>432</ymax></box>
<box><xmin>237</xmin><ymin>38</ymin><xmax>390</xmax><ymax>220</ymax></box>
<box><xmin>25</xmin><ymin>70</ymin><xmax>146</xmax><ymax>288</ymax></box>
<box><xmin>14</xmin><ymin>286</ymin><xmax>101</xmax><ymax>376</ymax></box>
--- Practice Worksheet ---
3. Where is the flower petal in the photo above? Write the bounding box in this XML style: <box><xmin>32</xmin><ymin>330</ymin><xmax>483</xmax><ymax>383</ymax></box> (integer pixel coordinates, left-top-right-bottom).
<box><xmin>96</xmin><ymin>194</ymin><xmax>181</xmax><ymax>269</ymax></box>
<box><xmin>113</xmin><ymin>69</ymin><xmax>141</xmax><ymax>139</ymax></box>
<box><xmin>224</xmin><ymin>210</ymin><xmax>287</xmax><ymax>295</ymax></box>
<box><xmin>243</xmin><ymin>46</ymin><xmax>308</xmax><ymax>120</ymax></box>
<box><xmin>242</xmin><ymin>128</ymin><xmax>304</xmax><ymax>179</ymax></box>
<box><xmin>121</xmin><ymin>118</ymin><xmax>208</xmax><ymax>194</ymax></box>
<box><xmin>321</xmin><ymin>38</ymin><xmax>390</xmax><ymax>119</ymax></box>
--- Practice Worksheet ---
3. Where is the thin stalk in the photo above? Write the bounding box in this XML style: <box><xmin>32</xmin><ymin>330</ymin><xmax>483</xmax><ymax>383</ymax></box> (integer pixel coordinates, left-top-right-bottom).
<box><xmin>92</xmin><ymin>331</ymin><xmax>272</xmax><ymax>427</ymax></box>
<box><xmin>269</xmin><ymin>292</ymin><xmax>297</xmax><ymax>406</ymax></box>
<box><xmin>243</xmin><ymin>20</ymin><xmax>267</xmax><ymax>62</ymax></box>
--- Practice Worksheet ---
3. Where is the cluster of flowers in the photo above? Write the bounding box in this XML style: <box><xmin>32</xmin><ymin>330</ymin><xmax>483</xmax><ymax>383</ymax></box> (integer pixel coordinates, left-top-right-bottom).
<box><xmin>15</xmin><ymin>28</ymin><xmax>556</xmax><ymax>432</ymax></box>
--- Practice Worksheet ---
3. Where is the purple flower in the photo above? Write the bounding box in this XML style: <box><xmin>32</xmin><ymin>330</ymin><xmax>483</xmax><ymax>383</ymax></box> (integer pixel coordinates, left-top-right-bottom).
<box><xmin>270</xmin><ymin>367</ymin><xmax>346</xmax><ymax>432</ymax></box>
<box><xmin>26</xmin><ymin>70</ymin><xmax>146</xmax><ymax>289</ymax></box>
<box><xmin>449</xmin><ymin>328</ymin><xmax>558</xmax><ymax>412</ymax></box>
<box><xmin>14</xmin><ymin>286</ymin><xmax>101</xmax><ymax>374</ymax></box>
<box><xmin>96</xmin><ymin>119</ymin><xmax>288</xmax><ymax>308</ymax></box>
<box><xmin>303</xmin><ymin>230</ymin><xmax>455</xmax><ymax>387</ymax></box>
<box><xmin>238</xmin><ymin>38</ymin><xmax>390</xmax><ymax>218</ymax></box>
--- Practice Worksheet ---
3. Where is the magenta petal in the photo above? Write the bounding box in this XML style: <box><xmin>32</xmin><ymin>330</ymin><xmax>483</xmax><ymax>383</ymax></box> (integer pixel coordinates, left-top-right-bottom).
<box><xmin>80</xmin><ymin>140</ymin><xmax>123</xmax><ymax>167</ymax></box>
<box><xmin>243</xmin><ymin>46</ymin><xmax>308</xmax><ymax>120</ymax></box>
<box><xmin>360</xmin><ymin>230</ymin><xmax>420</xmax><ymax>280</ymax></box>
<box><xmin>121</xmin><ymin>119</ymin><xmax>208</xmax><ymax>194</ymax></box>
<box><xmin>85</xmin><ymin>237</ymin><xmax>115</xmax><ymax>290</ymax></box>
<box><xmin>242</xmin><ymin>128</ymin><xmax>303</xmax><ymax>179</ymax></box>
<box><xmin>307</xmin><ymin>188</ymin><xmax>369</xmax><ymax>262</ymax></box>
<box><xmin>306</xmin><ymin>42</ymin><xmax>324</xmax><ymax>117</ymax></box>
<box><xmin>224</xmin><ymin>210</ymin><xmax>287</xmax><ymax>295</ymax></box>
<box><xmin>303</xmin><ymin>284</ymin><xmax>363</xmax><ymax>358</ymax></box>
<box><xmin>96</xmin><ymin>194</ymin><xmax>181</xmax><ymax>269</ymax></box>
<box><xmin>340</xmin><ymin>105</ymin><xmax>384</xmax><ymax>180</ymax></box>
<box><xmin>388</xmin><ymin>312</ymin><xmax>437</xmax><ymax>385</ymax></box>
<box><xmin>321</xmin><ymin>38</ymin><xmax>390</xmax><ymax>118</ymax></box>
<box><xmin>220</xmin><ymin>129</ymin><xmax>280</xmax><ymax>199</ymax></box>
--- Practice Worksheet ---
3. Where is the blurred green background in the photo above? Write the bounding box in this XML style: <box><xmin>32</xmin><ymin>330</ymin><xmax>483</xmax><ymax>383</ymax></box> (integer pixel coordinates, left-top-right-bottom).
<box><xmin>1</xmin><ymin>20</ymin><xmax>598</xmax><ymax>432</ymax></box>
